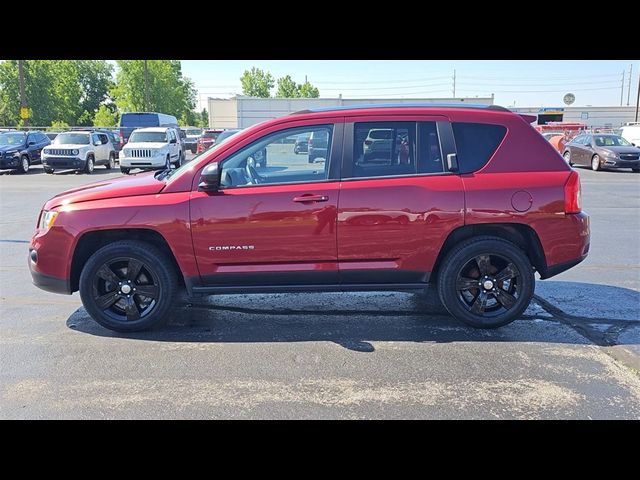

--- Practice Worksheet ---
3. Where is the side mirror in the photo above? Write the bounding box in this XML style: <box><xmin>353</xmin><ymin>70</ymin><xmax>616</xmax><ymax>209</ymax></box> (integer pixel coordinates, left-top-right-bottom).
<box><xmin>28</xmin><ymin>141</ymin><xmax>35</xmax><ymax>146</ymax></box>
<box><xmin>198</xmin><ymin>163</ymin><xmax>220</xmax><ymax>192</ymax></box>
<box><xmin>170</xmin><ymin>138</ymin><xmax>177</xmax><ymax>144</ymax></box>
<box><xmin>94</xmin><ymin>140</ymin><xmax>101</xmax><ymax>146</ymax></box>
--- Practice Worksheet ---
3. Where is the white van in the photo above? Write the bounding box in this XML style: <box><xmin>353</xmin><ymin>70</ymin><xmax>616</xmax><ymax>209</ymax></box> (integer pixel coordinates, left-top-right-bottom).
<box><xmin>620</xmin><ymin>123</ymin><xmax>640</xmax><ymax>147</ymax></box>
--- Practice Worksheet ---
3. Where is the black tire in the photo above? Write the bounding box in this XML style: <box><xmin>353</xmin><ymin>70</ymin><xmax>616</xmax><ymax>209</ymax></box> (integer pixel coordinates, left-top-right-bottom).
<box><xmin>165</xmin><ymin>155</ymin><xmax>171</xmax><ymax>170</ymax></box>
<box><xmin>591</xmin><ymin>154</ymin><xmax>601</xmax><ymax>171</ymax></box>
<box><xmin>120</xmin><ymin>167</ymin><xmax>130</xmax><ymax>175</ymax></box>
<box><xmin>437</xmin><ymin>236</ymin><xmax>535</xmax><ymax>329</ymax></box>
<box><xmin>85</xmin><ymin>155</ymin><xmax>94</xmax><ymax>174</ymax></box>
<box><xmin>294</xmin><ymin>146</ymin><xmax>300</xmax><ymax>154</ymax></box>
<box><xmin>106</xmin><ymin>152</ymin><xmax>116</xmax><ymax>170</ymax></box>
<box><xmin>175</xmin><ymin>151</ymin><xmax>182</xmax><ymax>168</ymax></box>
<box><xmin>79</xmin><ymin>240</ymin><xmax>179</xmax><ymax>332</ymax></box>
<box><xmin>19</xmin><ymin>155</ymin><xmax>30</xmax><ymax>174</ymax></box>
<box><xmin>43</xmin><ymin>167</ymin><xmax>54</xmax><ymax>174</ymax></box>
<box><xmin>632</xmin><ymin>168</ymin><xmax>640</xmax><ymax>173</ymax></box>
<box><xmin>563</xmin><ymin>151</ymin><xmax>573</xmax><ymax>166</ymax></box>
<box><xmin>308</xmin><ymin>155</ymin><xmax>316</xmax><ymax>164</ymax></box>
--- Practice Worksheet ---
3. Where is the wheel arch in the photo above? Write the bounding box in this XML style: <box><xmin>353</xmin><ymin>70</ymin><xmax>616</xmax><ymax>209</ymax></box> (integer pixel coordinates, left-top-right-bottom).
<box><xmin>70</xmin><ymin>228</ymin><xmax>184</xmax><ymax>293</ymax></box>
<box><xmin>431</xmin><ymin>223</ymin><xmax>546</xmax><ymax>282</ymax></box>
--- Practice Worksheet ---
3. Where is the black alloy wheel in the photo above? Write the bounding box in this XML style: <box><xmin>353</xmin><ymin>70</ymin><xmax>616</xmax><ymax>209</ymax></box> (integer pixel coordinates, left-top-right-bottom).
<box><xmin>79</xmin><ymin>240</ymin><xmax>178</xmax><ymax>332</ymax></box>
<box><xmin>437</xmin><ymin>236</ymin><xmax>534</xmax><ymax>328</ymax></box>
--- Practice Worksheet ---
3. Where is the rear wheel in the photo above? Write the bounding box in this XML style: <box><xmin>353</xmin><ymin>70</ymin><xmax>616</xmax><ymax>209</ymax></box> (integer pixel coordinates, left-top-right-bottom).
<box><xmin>19</xmin><ymin>155</ymin><xmax>30</xmax><ymax>174</ymax></box>
<box><xmin>437</xmin><ymin>236</ymin><xmax>535</xmax><ymax>329</ymax></box>
<box><xmin>175</xmin><ymin>151</ymin><xmax>183</xmax><ymax>167</ymax></box>
<box><xmin>85</xmin><ymin>155</ymin><xmax>94</xmax><ymax>174</ymax></box>
<box><xmin>591</xmin><ymin>154</ymin><xmax>601</xmax><ymax>171</ymax></box>
<box><xmin>79</xmin><ymin>240</ymin><xmax>178</xmax><ymax>332</ymax></box>
<box><xmin>106</xmin><ymin>152</ymin><xmax>115</xmax><ymax>169</ymax></box>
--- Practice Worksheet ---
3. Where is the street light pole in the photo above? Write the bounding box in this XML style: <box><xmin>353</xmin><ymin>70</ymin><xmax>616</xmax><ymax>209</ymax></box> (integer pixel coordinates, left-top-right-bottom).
<box><xmin>635</xmin><ymin>69</ymin><xmax>639</xmax><ymax>122</ymax></box>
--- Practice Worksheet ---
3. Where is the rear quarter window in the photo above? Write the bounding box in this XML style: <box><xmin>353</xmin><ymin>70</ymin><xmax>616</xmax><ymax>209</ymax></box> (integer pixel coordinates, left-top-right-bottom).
<box><xmin>452</xmin><ymin>122</ymin><xmax>507</xmax><ymax>174</ymax></box>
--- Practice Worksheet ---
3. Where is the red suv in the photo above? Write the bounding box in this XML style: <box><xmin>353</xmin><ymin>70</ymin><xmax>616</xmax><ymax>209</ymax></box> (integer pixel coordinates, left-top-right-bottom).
<box><xmin>29</xmin><ymin>105</ymin><xmax>590</xmax><ymax>332</ymax></box>
<box><xmin>196</xmin><ymin>129</ymin><xmax>224</xmax><ymax>153</ymax></box>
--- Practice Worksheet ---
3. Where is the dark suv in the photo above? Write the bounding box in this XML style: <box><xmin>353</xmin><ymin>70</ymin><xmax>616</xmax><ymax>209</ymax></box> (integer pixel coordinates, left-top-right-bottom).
<box><xmin>29</xmin><ymin>104</ymin><xmax>589</xmax><ymax>332</ymax></box>
<box><xmin>0</xmin><ymin>130</ymin><xmax>50</xmax><ymax>173</ymax></box>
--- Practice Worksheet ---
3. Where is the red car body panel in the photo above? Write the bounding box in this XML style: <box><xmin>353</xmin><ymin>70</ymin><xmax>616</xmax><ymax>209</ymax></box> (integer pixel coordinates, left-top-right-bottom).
<box><xmin>29</xmin><ymin>105</ymin><xmax>590</xmax><ymax>296</ymax></box>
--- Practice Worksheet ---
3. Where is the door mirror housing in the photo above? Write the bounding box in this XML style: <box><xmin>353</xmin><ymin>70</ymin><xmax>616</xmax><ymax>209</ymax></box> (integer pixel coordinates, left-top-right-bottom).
<box><xmin>94</xmin><ymin>140</ymin><xmax>101</xmax><ymax>146</ymax></box>
<box><xmin>198</xmin><ymin>163</ymin><xmax>221</xmax><ymax>192</ymax></box>
<box><xmin>28</xmin><ymin>141</ymin><xmax>36</xmax><ymax>146</ymax></box>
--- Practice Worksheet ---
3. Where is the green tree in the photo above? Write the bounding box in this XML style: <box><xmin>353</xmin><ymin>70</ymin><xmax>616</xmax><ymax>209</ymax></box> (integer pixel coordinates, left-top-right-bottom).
<box><xmin>276</xmin><ymin>75</ymin><xmax>300</xmax><ymax>98</ymax></box>
<box><xmin>198</xmin><ymin>108</ymin><xmax>209</xmax><ymax>128</ymax></box>
<box><xmin>93</xmin><ymin>105</ymin><xmax>118</xmax><ymax>127</ymax></box>
<box><xmin>0</xmin><ymin>60</ymin><xmax>114</xmax><ymax>126</ymax></box>
<box><xmin>240</xmin><ymin>67</ymin><xmax>274</xmax><ymax>98</ymax></box>
<box><xmin>299</xmin><ymin>80</ymin><xmax>320</xmax><ymax>98</ymax></box>
<box><xmin>111</xmin><ymin>60</ymin><xmax>196</xmax><ymax>121</ymax></box>
<box><xmin>50</xmin><ymin>120</ymin><xmax>69</xmax><ymax>130</ymax></box>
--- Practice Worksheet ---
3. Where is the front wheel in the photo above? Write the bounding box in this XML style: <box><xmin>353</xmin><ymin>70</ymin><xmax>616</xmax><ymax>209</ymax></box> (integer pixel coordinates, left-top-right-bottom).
<box><xmin>165</xmin><ymin>155</ymin><xmax>171</xmax><ymax>170</ymax></box>
<box><xmin>563</xmin><ymin>151</ymin><xmax>573</xmax><ymax>166</ymax></box>
<box><xmin>44</xmin><ymin>167</ymin><xmax>54</xmax><ymax>174</ymax></box>
<box><xmin>84</xmin><ymin>155</ymin><xmax>94</xmax><ymax>174</ymax></box>
<box><xmin>175</xmin><ymin>151</ymin><xmax>183</xmax><ymax>167</ymax></box>
<box><xmin>106</xmin><ymin>152</ymin><xmax>115</xmax><ymax>170</ymax></box>
<box><xmin>79</xmin><ymin>240</ymin><xmax>178</xmax><ymax>332</ymax></box>
<box><xmin>591</xmin><ymin>154</ymin><xmax>601</xmax><ymax>171</ymax></box>
<box><xmin>19</xmin><ymin>155</ymin><xmax>30</xmax><ymax>174</ymax></box>
<box><xmin>437</xmin><ymin>236</ymin><xmax>535</xmax><ymax>329</ymax></box>
<box><xmin>120</xmin><ymin>167</ymin><xmax>130</xmax><ymax>175</ymax></box>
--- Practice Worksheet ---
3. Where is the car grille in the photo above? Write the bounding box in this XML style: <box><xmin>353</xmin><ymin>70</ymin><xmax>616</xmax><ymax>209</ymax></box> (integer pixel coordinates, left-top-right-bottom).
<box><xmin>47</xmin><ymin>149</ymin><xmax>74</xmax><ymax>156</ymax></box>
<box><xmin>127</xmin><ymin>149</ymin><xmax>153</xmax><ymax>158</ymax></box>
<box><xmin>620</xmin><ymin>154</ymin><xmax>639</xmax><ymax>160</ymax></box>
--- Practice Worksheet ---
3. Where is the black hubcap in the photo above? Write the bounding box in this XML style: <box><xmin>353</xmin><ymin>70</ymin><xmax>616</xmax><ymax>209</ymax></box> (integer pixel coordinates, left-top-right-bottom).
<box><xmin>92</xmin><ymin>257</ymin><xmax>160</xmax><ymax>323</ymax></box>
<box><xmin>455</xmin><ymin>253</ymin><xmax>521</xmax><ymax>318</ymax></box>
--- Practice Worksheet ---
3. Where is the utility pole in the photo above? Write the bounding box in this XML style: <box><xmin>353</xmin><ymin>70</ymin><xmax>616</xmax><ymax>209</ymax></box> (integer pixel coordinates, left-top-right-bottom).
<box><xmin>305</xmin><ymin>75</ymin><xmax>308</xmax><ymax>84</ymax></box>
<box><xmin>144</xmin><ymin>60</ymin><xmax>149</xmax><ymax>111</ymax></box>
<box><xmin>18</xmin><ymin>60</ymin><xmax>28</xmax><ymax>127</ymax></box>
<box><xmin>620</xmin><ymin>70</ymin><xmax>625</xmax><ymax>106</ymax></box>
<box><xmin>627</xmin><ymin>64</ymin><xmax>633</xmax><ymax>106</ymax></box>
<box><xmin>635</xmin><ymin>68</ymin><xmax>640</xmax><ymax>122</ymax></box>
<box><xmin>452</xmin><ymin>69</ymin><xmax>456</xmax><ymax>98</ymax></box>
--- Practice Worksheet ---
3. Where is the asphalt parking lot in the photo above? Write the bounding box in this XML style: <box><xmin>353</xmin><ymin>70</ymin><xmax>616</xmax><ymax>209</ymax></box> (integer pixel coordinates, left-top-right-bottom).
<box><xmin>1</xmin><ymin>158</ymin><xmax>639</xmax><ymax>419</ymax></box>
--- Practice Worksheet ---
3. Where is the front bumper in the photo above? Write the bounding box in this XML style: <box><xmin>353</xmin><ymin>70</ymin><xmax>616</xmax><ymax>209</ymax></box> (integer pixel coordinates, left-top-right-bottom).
<box><xmin>29</xmin><ymin>262</ymin><xmax>71</xmax><ymax>294</ymax></box>
<box><xmin>119</xmin><ymin>156</ymin><xmax>166</xmax><ymax>168</ymax></box>
<box><xmin>0</xmin><ymin>155</ymin><xmax>21</xmax><ymax>169</ymax></box>
<box><xmin>603</xmin><ymin>157</ymin><xmax>640</xmax><ymax>168</ymax></box>
<box><xmin>42</xmin><ymin>156</ymin><xmax>85</xmax><ymax>169</ymax></box>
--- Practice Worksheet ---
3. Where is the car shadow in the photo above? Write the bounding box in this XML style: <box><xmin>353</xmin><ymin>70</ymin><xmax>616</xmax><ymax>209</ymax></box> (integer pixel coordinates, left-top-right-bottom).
<box><xmin>65</xmin><ymin>282</ymin><xmax>640</xmax><ymax>352</ymax></box>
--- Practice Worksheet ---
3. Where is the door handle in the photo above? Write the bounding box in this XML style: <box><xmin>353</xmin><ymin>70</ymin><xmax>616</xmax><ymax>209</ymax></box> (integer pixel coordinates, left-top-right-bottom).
<box><xmin>293</xmin><ymin>194</ymin><xmax>329</xmax><ymax>203</ymax></box>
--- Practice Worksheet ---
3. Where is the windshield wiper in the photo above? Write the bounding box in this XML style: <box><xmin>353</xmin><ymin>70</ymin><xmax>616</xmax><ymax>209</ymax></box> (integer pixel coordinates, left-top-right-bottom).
<box><xmin>154</xmin><ymin>168</ymin><xmax>171</xmax><ymax>180</ymax></box>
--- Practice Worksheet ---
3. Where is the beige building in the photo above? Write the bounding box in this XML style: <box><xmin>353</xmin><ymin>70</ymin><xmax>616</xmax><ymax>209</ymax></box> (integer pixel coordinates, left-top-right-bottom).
<box><xmin>207</xmin><ymin>96</ymin><xmax>495</xmax><ymax>129</ymax></box>
<box><xmin>207</xmin><ymin>95</ymin><xmax>638</xmax><ymax>130</ymax></box>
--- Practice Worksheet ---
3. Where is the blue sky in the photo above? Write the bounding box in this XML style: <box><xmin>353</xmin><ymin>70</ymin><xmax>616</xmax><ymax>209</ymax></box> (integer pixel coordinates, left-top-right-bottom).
<box><xmin>178</xmin><ymin>60</ymin><xmax>639</xmax><ymax>110</ymax></box>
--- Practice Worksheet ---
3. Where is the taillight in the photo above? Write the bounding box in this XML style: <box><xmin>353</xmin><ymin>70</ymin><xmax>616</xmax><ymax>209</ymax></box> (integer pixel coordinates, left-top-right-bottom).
<box><xmin>564</xmin><ymin>170</ymin><xmax>582</xmax><ymax>214</ymax></box>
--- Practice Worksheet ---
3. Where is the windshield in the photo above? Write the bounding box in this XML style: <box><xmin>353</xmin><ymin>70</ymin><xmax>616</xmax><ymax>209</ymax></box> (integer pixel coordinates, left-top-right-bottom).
<box><xmin>203</xmin><ymin>131</ymin><xmax>221</xmax><ymax>139</ymax></box>
<box><xmin>129</xmin><ymin>131</ymin><xmax>167</xmax><ymax>143</ymax></box>
<box><xmin>186</xmin><ymin>129</ymin><xmax>201</xmax><ymax>136</ymax></box>
<box><xmin>215</xmin><ymin>130</ymin><xmax>241</xmax><ymax>143</ymax></box>
<box><xmin>594</xmin><ymin>135</ymin><xmax>632</xmax><ymax>147</ymax></box>
<box><xmin>54</xmin><ymin>133</ymin><xmax>90</xmax><ymax>145</ymax></box>
<box><xmin>0</xmin><ymin>132</ymin><xmax>26</xmax><ymax>145</ymax></box>
<box><xmin>369</xmin><ymin>129</ymin><xmax>392</xmax><ymax>139</ymax></box>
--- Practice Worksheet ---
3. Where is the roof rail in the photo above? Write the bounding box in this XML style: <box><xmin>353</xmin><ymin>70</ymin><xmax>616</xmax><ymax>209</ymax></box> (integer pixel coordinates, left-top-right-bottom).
<box><xmin>292</xmin><ymin>103</ymin><xmax>508</xmax><ymax>115</ymax></box>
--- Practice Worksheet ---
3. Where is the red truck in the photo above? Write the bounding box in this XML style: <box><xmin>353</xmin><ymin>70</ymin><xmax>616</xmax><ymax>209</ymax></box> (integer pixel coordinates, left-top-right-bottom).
<box><xmin>29</xmin><ymin>104</ymin><xmax>589</xmax><ymax>332</ymax></box>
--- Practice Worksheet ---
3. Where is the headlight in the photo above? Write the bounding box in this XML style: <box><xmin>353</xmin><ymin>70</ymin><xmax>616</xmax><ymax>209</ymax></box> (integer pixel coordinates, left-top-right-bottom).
<box><xmin>72</xmin><ymin>149</ymin><xmax>79</xmax><ymax>155</ymax></box>
<box><xmin>39</xmin><ymin>210</ymin><xmax>59</xmax><ymax>231</ymax></box>
<box><xmin>603</xmin><ymin>151</ymin><xmax>618</xmax><ymax>158</ymax></box>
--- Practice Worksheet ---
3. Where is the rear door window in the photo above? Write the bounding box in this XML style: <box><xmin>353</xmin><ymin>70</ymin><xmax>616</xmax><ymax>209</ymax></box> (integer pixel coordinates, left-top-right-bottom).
<box><xmin>451</xmin><ymin>122</ymin><xmax>507</xmax><ymax>174</ymax></box>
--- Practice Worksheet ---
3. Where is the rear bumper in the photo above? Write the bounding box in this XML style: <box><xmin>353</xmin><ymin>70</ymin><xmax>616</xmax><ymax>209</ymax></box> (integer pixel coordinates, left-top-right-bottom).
<box><xmin>538</xmin><ymin>211</ymin><xmax>590</xmax><ymax>279</ymax></box>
